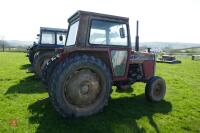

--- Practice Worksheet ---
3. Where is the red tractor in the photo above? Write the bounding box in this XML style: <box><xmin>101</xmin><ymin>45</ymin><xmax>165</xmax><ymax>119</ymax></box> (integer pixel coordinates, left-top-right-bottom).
<box><xmin>44</xmin><ymin>11</ymin><xmax>166</xmax><ymax>117</ymax></box>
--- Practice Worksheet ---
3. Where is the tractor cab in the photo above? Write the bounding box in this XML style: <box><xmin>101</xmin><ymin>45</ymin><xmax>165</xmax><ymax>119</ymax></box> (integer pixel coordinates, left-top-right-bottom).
<box><xmin>65</xmin><ymin>11</ymin><xmax>130</xmax><ymax>48</ymax></box>
<box><xmin>30</xmin><ymin>27</ymin><xmax>67</xmax><ymax>49</ymax></box>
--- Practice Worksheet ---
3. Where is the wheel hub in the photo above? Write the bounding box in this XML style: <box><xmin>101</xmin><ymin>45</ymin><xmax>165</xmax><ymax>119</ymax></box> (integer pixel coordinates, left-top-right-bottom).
<box><xmin>80</xmin><ymin>85</ymin><xmax>89</xmax><ymax>95</ymax></box>
<box><xmin>154</xmin><ymin>84</ymin><xmax>161</xmax><ymax>96</ymax></box>
<box><xmin>64</xmin><ymin>70</ymin><xmax>101</xmax><ymax>108</ymax></box>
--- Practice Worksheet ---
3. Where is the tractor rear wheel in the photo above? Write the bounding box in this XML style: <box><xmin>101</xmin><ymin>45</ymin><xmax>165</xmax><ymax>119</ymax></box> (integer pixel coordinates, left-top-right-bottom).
<box><xmin>48</xmin><ymin>55</ymin><xmax>112</xmax><ymax>117</ymax></box>
<box><xmin>33</xmin><ymin>52</ymin><xmax>55</xmax><ymax>78</ymax></box>
<box><xmin>42</xmin><ymin>55</ymin><xmax>60</xmax><ymax>85</ymax></box>
<box><xmin>28</xmin><ymin>52</ymin><xmax>34</xmax><ymax>64</ymax></box>
<box><xmin>145</xmin><ymin>76</ymin><xmax>166</xmax><ymax>102</ymax></box>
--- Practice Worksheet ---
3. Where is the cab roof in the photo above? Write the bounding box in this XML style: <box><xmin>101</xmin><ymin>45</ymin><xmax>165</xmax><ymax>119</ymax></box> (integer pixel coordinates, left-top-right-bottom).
<box><xmin>40</xmin><ymin>27</ymin><xmax>67</xmax><ymax>33</ymax></box>
<box><xmin>68</xmin><ymin>10</ymin><xmax>129</xmax><ymax>23</ymax></box>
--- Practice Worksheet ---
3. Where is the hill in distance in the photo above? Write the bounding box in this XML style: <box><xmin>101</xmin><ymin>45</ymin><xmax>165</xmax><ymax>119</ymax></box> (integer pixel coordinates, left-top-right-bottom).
<box><xmin>2</xmin><ymin>40</ymin><xmax>200</xmax><ymax>50</ymax></box>
<box><xmin>4</xmin><ymin>40</ymin><xmax>33</xmax><ymax>48</ymax></box>
<box><xmin>140</xmin><ymin>42</ymin><xmax>200</xmax><ymax>49</ymax></box>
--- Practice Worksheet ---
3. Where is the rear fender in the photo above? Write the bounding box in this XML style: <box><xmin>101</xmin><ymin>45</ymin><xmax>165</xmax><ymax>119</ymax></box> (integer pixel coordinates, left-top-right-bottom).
<box><xmin>61</xmin><ymin>49</ymin><xmax>114</xmax><ymax>78</ymax></box>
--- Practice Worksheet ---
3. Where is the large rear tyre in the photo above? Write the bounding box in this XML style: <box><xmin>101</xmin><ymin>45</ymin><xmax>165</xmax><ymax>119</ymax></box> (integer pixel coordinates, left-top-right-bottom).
<box><xmin>145</xmin><ymin>76</ymin><xmax>166</xmax><ymax>102</ymax></box>
<box><xmin>33</xmin><ymin>52</ymin><xmax>55</xmax><ymax>78</ymax></box>
<box><xmin>49</xmin><ymin>55</ymin><xmax>112</xmax><ymax>117</ymax></box>
<box><xmin>28</xmin><ymin>52</ymin><xmax>34</xmax><ymax>64</ymax></box>
<box><xmin>42</xmin><ymin>55</ymin><xmax>60</xmax><ymax>85</ymax></box>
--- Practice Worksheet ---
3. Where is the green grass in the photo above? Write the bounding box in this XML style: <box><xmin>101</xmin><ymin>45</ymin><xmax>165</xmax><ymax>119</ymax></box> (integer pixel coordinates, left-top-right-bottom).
<box><xmin>0</xmin><ymin>52</ymin><xmax>200</xmax><ymax>133</ymax></box>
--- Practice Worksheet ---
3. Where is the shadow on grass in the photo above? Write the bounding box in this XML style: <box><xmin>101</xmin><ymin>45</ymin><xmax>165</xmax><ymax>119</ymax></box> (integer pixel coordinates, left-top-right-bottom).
<box><xmin>5</xmin><ymin>75</ymin><xmax>46</xmax><ymax>94</ymax></box>
<box><xmin>28</xmin><ymin>94</ymin><xmax>172</xmax><ymax>133</ymax></box>
<box><xmin>20</xmin><ymin>64</ymin><xmax>32</xmax><ymax>70</ymax></box>
<box><xmin>20</xmin><ymin>64</ymin><xmax>34</xmax><ymax>73</ymax></box>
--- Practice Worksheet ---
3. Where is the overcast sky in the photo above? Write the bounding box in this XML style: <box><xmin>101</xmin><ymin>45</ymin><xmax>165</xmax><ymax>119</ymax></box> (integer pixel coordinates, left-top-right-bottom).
<box><xmin>0</xmin><ymin>0</ymin><xmax>200</xmax><ymax>43</ymax></box>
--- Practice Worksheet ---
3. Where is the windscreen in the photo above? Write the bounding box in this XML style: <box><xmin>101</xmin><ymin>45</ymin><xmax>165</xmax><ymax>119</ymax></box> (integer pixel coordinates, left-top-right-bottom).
<box><xmin>89</xmin><ymin>20</ymin><xmax>128</xmax><ymax>46</ymax></box>
<box><xmin>41</xmin><ymin>32</ymin><xmax>55</xmax><ymax>44</ymax></box>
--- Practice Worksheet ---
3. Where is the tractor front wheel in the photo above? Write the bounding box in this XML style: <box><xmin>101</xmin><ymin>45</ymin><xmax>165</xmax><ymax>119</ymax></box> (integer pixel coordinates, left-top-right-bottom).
<box><xmin>145</xmin><ymin>76</ymin><xmax>166</xmax><ymax>102</ymax></box>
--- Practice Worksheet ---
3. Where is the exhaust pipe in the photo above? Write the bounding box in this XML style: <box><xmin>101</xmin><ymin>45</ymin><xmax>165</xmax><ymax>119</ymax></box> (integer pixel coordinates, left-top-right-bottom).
<box><xmin>135</xmin><ymin>21</ymin><xmax>139</xmax><ymax>51</ymax></box>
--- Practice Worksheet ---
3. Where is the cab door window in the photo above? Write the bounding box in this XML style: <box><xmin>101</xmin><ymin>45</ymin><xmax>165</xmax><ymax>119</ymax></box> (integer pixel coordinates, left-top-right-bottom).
<box><xmin>111</xmin><ymin>50</ymin><xmax>128</xmax><ymax>76</ymax></box>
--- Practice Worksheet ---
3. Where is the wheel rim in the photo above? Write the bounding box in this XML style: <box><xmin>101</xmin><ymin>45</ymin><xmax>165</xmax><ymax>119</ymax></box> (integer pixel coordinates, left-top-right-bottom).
<box><xmin>153</xmin><ymin>83</ymin><xmax>162</xmax><ymax>97</ymax></box>
<box><xmin>64</xmin><ymin>69</ymin><xmax>102</xmax><ymax>108</ymax></box>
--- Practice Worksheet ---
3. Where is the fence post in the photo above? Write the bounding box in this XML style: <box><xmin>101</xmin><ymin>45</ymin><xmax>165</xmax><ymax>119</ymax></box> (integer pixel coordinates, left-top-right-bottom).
<box><xmin>3</xmin><ymin>41</ymin><xmax>5</xmax><ymax>52</ymax></box>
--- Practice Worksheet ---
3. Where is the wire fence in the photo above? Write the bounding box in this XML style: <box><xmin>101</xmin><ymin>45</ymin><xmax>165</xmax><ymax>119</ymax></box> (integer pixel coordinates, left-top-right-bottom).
<box><xmin>0</xmin><ymin>47</ymin><xmax>27</xmax><ymax>52</ymax></box>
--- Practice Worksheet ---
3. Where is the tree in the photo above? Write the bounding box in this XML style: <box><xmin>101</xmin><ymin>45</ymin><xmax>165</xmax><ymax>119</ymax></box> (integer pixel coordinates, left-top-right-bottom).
<box><xmin>0</xmin><ymin>36</ymin><xmax>5</xmax><ymax>52</ymax></box>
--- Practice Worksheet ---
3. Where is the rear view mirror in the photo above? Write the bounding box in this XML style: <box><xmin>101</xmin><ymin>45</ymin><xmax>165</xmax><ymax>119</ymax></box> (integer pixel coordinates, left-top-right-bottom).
<box><xmin>59</xmin><ymin>35</ymin><xmax>63</xmax><ymax>41</ymax></box>
<box><xmin>119</xmin><ymin>27</ymin><xmax>125</xmax><ymax>38</ymax></box>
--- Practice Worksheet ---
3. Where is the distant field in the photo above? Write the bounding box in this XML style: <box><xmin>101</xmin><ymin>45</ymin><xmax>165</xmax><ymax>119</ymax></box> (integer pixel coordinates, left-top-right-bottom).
<box><xmin>0</xmin><ymin>48</ymin><xmax>26</xmax><ymax>52</ymax></box>
<box><xmin>0</xmin><ymin>52</ymin><xmax>200</xmax><ymax>133</ymax></box>
<box><xmin>179</xmin><ymin>47</ymin><xmax>200</xmax><ymax>53</ymax></box>
<box><xmin>169</xmin><ymin>47</ymin><xmax>200</xmax><ymax>55</ymax></box>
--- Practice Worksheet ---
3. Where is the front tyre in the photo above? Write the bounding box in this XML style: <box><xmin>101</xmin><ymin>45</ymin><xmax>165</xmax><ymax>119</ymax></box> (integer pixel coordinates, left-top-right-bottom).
<box><xmin>145</xmin><ymin>76</ymin><xmax>166</xmax><ymax>102</ymax></box>
<box><xmin>49</xmin><ymin>55</ymin><xmax>112</xmax><ymax>117</ymax></box>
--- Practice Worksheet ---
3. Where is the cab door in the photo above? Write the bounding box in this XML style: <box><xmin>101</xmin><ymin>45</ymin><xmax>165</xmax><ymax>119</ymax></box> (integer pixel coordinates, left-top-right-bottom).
<box><xmin>110</xmin><ymin>49</ymin><xmax>128</xmax><ymax>77</ymax></box>
<box><xmin>106</xmin><ymin>22</ymin><xmax>129</xmax><ymax>79</ymax></box>
<box><xmin>88</xmin><ymin>19</ymin><xmax>130</xmax><ymax>80</ymax></box>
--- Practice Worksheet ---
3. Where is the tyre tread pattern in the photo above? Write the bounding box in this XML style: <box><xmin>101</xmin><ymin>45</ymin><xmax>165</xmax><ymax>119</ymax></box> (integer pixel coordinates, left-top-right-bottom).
<box><xmin>48</xmin><ymin>55</ymin><xmax>112</xmax><ymax>117</ymax></box>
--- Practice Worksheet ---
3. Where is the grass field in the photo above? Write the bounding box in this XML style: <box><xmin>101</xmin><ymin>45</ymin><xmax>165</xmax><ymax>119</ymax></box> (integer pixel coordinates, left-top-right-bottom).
<box><xmin>0</xmin><ymin>52</ymin><xmax>200</xmax><ymax>133</ymax></box>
